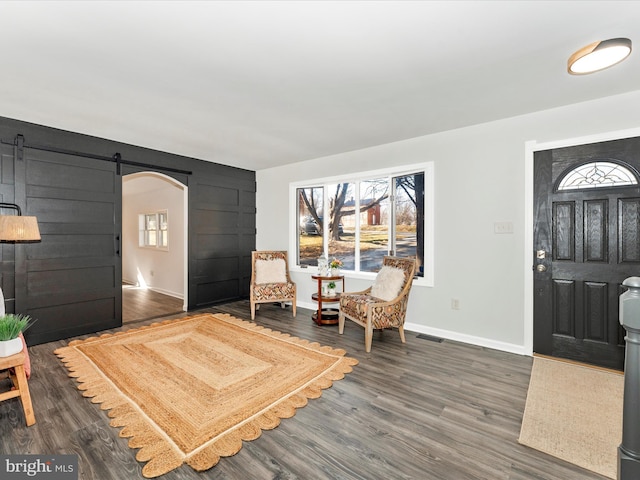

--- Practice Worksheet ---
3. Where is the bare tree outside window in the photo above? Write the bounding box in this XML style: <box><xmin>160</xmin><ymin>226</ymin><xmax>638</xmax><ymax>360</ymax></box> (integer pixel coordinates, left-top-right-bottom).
<box><xmin>358</xmin><ymin>179</ymin><xmax>389</xmax><ymax>272</ymax></box>
<box><xmin>395</xmin><ymin>173</ymin><xmax>424</xmax><ymax>275</ymax></box>
<box><xmin>296</xmin><ymin>171</ymin><xmax>425</xmax><ymax>275</ymax></box>
<box><xmin>327</xmin><ymin>183</ymin><xmax>355</xmax><ymax>269</ymax></box>
<box><xmin>297</xmin><ymin>187</ymin><xmax>324</xmax><ymax>266</ymax></box>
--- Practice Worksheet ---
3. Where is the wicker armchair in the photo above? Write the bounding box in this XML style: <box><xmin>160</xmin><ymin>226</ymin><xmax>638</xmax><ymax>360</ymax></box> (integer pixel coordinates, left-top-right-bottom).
<box><xmin>338</xmin><ymin>256</ymin><xmax>416</xmax><ymax>352</ymax></box>
<box><xmin>250</xmin><ymin>251</ymin><xmax>296</xmax><ymax>320</ymax></box>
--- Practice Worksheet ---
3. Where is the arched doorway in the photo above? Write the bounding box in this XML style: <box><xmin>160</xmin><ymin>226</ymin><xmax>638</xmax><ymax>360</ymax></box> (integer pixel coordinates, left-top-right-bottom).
<box><xmin>122</xmin><ymin>172</ymin><xmax>188</xmax><ymax>322</ymax></box>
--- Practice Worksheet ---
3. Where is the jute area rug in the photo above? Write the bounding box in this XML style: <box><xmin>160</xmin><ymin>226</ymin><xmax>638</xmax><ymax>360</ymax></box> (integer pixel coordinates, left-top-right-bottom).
<box><xmin>518</xmin><ymin>356</ymin><xmax>623</xmax><ymax>479</ymax></box>
<box><xmin>55</xmin><ymin>313</ymin><xmax>358</xmax><ymax>478</ymax></box>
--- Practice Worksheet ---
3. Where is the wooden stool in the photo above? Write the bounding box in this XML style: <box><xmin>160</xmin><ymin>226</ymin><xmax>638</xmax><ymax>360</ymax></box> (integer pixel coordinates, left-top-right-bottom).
<box><xmin>0</xmin><ymin>351</ymin><xmax>36</xmax><ymax>426</ymax></box>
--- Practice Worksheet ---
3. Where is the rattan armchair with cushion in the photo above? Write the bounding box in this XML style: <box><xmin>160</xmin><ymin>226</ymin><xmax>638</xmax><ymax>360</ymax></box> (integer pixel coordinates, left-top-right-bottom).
<box><xmin>250</xmin><ymin>251</ymin><xmax>297</xmax><ymax>320</ymax></box>
<box><xmin>338</xmin><ymin>256</ymin><xmax>416</xmax><ymax>352</ymax></box>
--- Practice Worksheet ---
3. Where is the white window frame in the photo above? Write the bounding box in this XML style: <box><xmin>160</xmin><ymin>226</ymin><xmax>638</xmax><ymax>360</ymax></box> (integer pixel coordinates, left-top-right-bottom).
<box><xmin>290</xmin><ymin>161</ymin><xmax>434</xmax><ymax>287</ymax></box>
<box><xmin>139</xmin><ymin>210</ymin><xmax>169</xmax><ymax>251</ymax></box>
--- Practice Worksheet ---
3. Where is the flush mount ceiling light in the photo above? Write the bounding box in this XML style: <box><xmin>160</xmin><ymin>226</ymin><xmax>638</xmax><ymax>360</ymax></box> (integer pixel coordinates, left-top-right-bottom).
<box><xmin>568</xmin><ymin>37</ymin><xmax>632</xmax><ymax>75</ymax></box>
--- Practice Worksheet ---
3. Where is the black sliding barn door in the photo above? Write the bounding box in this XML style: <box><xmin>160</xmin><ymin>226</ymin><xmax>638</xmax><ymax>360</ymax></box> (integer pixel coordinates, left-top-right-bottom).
<box><xmin>19</xmin><ymin>145</ymin><xmax>122</xmax><ymax>344</ymax></box>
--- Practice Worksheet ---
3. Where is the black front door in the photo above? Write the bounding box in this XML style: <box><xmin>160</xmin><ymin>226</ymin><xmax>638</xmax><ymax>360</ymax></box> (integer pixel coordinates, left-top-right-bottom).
<box><xmin>533</xmin><ymin>137</ymin><xmax>640</xmax><ymax>370</ymax></box>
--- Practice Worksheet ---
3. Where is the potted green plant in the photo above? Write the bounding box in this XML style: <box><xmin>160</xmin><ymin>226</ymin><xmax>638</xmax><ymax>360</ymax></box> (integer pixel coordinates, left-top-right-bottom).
<box><xmin>327</xmin><ymin>281</ymin><xmax>337</xmax><ymax>296</ymax></box>
<box><xmin>0</xmin><ymin>313</ymin><xmax>35</xmax><ymax>357</ymax></box>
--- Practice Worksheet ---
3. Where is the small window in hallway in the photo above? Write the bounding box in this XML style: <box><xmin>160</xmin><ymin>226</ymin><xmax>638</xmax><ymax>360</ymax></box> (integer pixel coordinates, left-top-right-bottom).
<box><xmin>139</xmin><ymin>210</ymin><xmax>169</xmax><ymax>250</ymax></box>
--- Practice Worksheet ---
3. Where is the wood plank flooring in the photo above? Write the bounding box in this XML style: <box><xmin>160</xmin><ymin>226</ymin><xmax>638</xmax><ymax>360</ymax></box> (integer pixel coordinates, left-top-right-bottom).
<box><xmin>0</xmin><ymin>298</ymin><xmax>609</xmax><ymax>480</ymax></box>
<box><xmin>122</xmin><ymin>285</ymin><xmax>184</xmax><ymax>323</ymax></box>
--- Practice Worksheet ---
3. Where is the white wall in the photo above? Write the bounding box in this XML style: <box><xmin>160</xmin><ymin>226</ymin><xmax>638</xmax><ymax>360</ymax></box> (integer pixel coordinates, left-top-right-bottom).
<box><xmin>256</xmin><ymin>90</ymin><xmax>640</xmax><ymax>355</ymax></box>
<box><xmin>122</xmin><ymin>174</ymin><xmax>185</xmax><ymax>299</ymax></box>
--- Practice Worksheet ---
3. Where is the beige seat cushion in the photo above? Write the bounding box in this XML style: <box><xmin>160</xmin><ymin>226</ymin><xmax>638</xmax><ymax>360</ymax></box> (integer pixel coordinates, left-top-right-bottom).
<box><xmin>255</xmin><ymin>259</ymin><xmax>287</xmax><ymax>284</ymax></box>
<box><xmin>370</xmin><ymin>266</ymin><xmax>405</xmax><ymax>301</ymax></box>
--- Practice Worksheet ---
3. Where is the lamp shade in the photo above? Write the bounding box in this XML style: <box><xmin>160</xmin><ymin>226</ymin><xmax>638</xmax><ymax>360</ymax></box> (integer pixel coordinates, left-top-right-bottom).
<box><xmin>568</xmin><ymin>38</ymin><xmax>632</xmax><ymax>75</ymax></box>
<box><xmin>0</xmin><ymin>215</ymin><xmax>41</xmax><ymax>241</ymax></box>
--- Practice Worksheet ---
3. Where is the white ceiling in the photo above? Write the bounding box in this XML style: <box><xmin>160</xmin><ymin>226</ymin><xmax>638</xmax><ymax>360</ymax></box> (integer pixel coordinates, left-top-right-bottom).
<box><xmin>1</xmin><ymin>1</ymin><xmax>639</xmax><ymax>171</ymax></box>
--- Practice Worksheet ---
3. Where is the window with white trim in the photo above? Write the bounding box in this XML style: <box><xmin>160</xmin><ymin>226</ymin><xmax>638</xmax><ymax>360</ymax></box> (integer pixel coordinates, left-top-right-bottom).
<box><xmin>294</xmin><ymin>163</ymin><xmax>433</xmax><ymax>282</ymax></box>
<box><xmin>139</xmin><ymin>210</ymin><xmax>168</xmax><ymax>250</ymax></box>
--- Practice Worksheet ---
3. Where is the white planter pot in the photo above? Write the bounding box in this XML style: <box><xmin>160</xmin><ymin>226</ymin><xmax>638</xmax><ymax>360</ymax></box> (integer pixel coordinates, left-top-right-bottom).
<box><xmin>0</xmin><ymin>337</ymin><xmax>23</xmax><ymax>357</ymax></box>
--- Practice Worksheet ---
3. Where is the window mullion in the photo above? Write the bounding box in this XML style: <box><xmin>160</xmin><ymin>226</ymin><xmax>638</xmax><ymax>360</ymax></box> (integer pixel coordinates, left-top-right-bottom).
<box><xmin>354</xmin><ymin>181</ymin><xmax>360</xmax><ymax>272</ymax></box>
<box><xmin>390</xmin><ymin>177</ymin><xmax>396</xmax><ymax>256</ymax></box>
<box><xmin>323</xmin><ymin>187</ymin><xmax>329</xmax><ymax>259</ymax></box>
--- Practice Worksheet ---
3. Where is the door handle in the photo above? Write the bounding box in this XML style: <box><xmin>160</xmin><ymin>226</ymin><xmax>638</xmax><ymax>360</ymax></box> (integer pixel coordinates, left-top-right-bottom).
<box><xmin>536</xmin><ymin>264</ymin><xmax>547</xmax><ymax>272</ymax></box>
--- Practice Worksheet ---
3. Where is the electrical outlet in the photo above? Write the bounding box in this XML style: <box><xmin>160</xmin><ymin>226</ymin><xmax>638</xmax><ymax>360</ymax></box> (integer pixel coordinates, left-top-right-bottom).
<box><xmin>451</xmin><ymin>298</ymin><xmax>460</xmax><ymax>310</ymax></box>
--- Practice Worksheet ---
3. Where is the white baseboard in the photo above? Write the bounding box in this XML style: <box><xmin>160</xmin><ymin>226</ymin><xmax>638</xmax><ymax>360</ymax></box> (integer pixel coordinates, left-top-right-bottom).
<box><xmin>297</xmin><ymin>300</ymin><xmax>527</xmax><ymax>356</ymax></box>
<box><xmin>148</xmin><ymin>286</ymin><xmax>183</xmax><ymax>300</ymax></box>
<box><xmin>404</xmin><ymin>321</ymin><xmax>528</xmax><ymax>356</ymax></box>
<box><xmin>122</xmin><ymin>280</ymin><xmax>184</xmax><ymax>301</ymax></box>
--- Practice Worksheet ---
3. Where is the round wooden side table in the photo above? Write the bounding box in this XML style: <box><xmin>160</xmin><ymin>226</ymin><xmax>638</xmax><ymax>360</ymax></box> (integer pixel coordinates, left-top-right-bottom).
<box><xmin>311</xmin><ymin>274</ymin><xmax>345</xmax><ymax>325</ymax></box>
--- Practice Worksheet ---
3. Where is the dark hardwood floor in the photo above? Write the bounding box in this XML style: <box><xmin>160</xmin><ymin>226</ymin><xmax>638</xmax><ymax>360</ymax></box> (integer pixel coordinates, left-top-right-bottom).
<box><xmin>1</xmin><ymin>298</ymin><xmax>608</xmax><ymax>480</ymax></box>
<box><xmin>122</xmin><ymin>285</ymin><xmax>184</xmax><ymax>323</ymax></box>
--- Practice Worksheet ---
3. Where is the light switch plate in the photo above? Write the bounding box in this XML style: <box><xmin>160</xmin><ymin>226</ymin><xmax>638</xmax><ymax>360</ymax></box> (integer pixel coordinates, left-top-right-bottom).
<box><xmin>494</xmin><ymin>221</ymin><xmax>514</xmax><ymax>234</ymax></box>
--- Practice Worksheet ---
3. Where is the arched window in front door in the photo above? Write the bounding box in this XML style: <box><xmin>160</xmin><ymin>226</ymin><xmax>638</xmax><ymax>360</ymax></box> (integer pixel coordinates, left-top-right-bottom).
<box><xmin>557</xmin><ymin>161</ymin><xmax>639</xmax><ymax>191</ymax></box>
